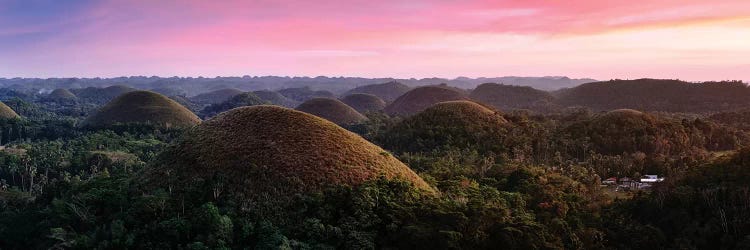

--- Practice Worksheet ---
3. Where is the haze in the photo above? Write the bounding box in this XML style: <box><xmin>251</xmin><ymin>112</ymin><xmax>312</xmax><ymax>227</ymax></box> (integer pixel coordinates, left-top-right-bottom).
<box><xmin>1</xmin><ymin>0</ymin><xmax>749</xmax><ymax>82</ymax></box>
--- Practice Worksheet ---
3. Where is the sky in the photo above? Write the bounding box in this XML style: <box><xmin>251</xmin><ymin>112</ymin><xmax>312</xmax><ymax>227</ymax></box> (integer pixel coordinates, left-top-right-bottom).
<box><xmin>0</xmin><ymin>0</ymin><xmax>749</xmax><ymax>82</ymax></box>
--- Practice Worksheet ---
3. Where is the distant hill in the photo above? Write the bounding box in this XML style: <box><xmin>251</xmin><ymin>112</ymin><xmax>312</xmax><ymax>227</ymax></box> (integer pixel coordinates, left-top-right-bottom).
<box><xmin>44</xmin><ymin>88</ymin><xmax>78</xmax><ymax>103</ymax></box>
<box><xmin>458</xmin><ymin>76</ymin><xmax>596</xmax><ymax>91</ymax></box>
<box><xmin>144</xmin><ymin>105</ymin><xmax>432</xmax><ymax>201</ymax></box>
<box><xmin>296</xmin><ymin>98</ymin><xmax>368</xmax><ymax>125</ymax></box>
<box><xmin>340</xmin><ymin>93</ymin><xmax>386</xmax><ymax>113</ymax></box>
<box><xmin>252</xmin><ymin>90</ymin><xmax>300</xmax><ymax>108</ymax></box>
<box><xmin>0</xmin><ymin>76</ymin><xmax>597</xmax><ymax>96</ymax></box>
<box><xmin>168</xmin><ymin>95</ymin><xmax>199</xmax><ymax>112</ymax></box>
<box><xmin>278</xmin><ymin>86</ymin><xmax>336</xmax><ymax>102</ymax></box>
<box><xmin>200</xmin><ymin>92</ymin><xmax>267</xmax><ymax>118</ymax></box>
<box><xmin>381</xmin><ymin>100</ymin><xmax>508</xmax><ymax>154</ymax></box>
<box><xmin>384</xmin><ymin>86</ymin><xmax>467</xmax><ymax>116</ymax></box>
<box><xmin>189</xmin><ymin>88</ymin><xmax>244</xmax><ymax>105</ymax></box>
<box><xmin>555</xmin><ymin>79</ymin><xmax>750</xmax><ymax>113</ymax></box>
<box><xmin>150</xmin><ymin>87</ymin><xmax>186</xmax><ymax>97</ymax></box>
<box><xmin>344</xmin><ymin>81</ymin><xmax>411</xmax><ymax>103</ymax></box>
<box><xmin>470</xmin><ymin>83</ymin><xmax>557</xmax><ymax>112</ymax></box>
<box><xmin>71</xmin><ymin>85</ymin><xmax>137</xmax><ymax>104</ymax></box>
<box><xmin>83</xmin><ymin>91</ymin><xmax>201</xmax><ymax>128</ymax></box>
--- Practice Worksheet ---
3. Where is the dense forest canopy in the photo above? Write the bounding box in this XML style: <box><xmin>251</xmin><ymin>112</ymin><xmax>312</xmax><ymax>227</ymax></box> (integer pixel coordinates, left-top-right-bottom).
<box><xmin>0</xmin><ymin>78</ymin><xmax>748</xmax><ymax>249</ymax></box>
<box><xmin>556</xmin><ymin>79</ymin><xmax>750</xmax><ymax>113</ymax></box>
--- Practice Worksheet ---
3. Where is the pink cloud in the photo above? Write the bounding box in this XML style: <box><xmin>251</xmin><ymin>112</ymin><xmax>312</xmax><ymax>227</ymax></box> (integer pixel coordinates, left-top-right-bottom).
<box><xmin>1</xmin><ymin>0</ymin><xmax>749</xmax><ymax>81</ymax></box>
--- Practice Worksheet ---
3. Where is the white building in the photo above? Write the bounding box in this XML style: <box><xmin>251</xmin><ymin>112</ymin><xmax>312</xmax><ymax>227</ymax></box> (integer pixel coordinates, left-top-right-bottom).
<box><xmin>640</xmin><ymin>175</ymin><xmax>664</xmax><ymax>183</ymax></box>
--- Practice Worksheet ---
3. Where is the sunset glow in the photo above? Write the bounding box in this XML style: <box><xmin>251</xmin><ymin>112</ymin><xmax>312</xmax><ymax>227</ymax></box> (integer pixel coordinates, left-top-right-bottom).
<box><xmin>1</xmin><ymin>0</ymin><xmax>749</xmax><ymax>81</ymax></box>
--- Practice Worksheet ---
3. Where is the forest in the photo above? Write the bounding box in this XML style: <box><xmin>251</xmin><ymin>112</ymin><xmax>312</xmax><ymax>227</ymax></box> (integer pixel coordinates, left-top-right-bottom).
<box><xmin>0</xmin><ymin>78</ymin><xmax>749</xmax><ymax>249</ymax></box>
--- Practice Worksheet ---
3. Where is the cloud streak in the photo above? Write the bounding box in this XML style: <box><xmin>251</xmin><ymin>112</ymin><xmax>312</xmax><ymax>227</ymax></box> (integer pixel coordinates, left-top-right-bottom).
<box><xmin>0</xmin><ymin>0</ymin><xmax>748</xmax><ymax>81</ymax></box>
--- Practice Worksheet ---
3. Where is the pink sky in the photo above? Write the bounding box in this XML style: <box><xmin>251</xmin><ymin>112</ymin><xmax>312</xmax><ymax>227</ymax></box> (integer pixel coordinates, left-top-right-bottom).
<box><xmin>1</xmin><ymin>0</ymin><xmax>749</xmax><ymax>81</ymax></box>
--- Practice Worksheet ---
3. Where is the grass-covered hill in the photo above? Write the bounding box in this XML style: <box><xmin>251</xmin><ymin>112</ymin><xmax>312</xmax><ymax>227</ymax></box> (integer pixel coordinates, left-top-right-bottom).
<box><xmin>555</xmin><ymin>79</ymin><xmax>750</xmax><ymax>113</ymax></box>
<box><xmin>0</xmin><ymin>101</ymin><xmax>20</xmax><ymax>119</ymax></box>
<box><xmin>296</xmin><ymin>97</ymin><xmax>368</xmax><ymax>125</ymax></box>
<box><xmin>380</xmin><ymin>100</ymin><xmax>509</xmax><ymax>154</ymax></box>
<box><xmin>145</xmin><ymin>105</ymin><xmax>432</xmax><ymax>200</ymax></box>
<box><xmin>384</xmin><ymin>85</ymin><xmax>467</xmax><ymax>117</ymax></box>
<box><xmin>344</xmin><ymin>81</ymin><xmax>411</xmax><ymax>103</ymax></box>
<box><xmin>341</xmin><ymin>93</ymin><xmax>386</xmax><ymax>113</ymax></box>
<box><xmin>200</xmin><ymin>92</ymin><xmax>267</xmax><ymax>118</ymax></box>
<box><xmin>44</xmin><ymin>88</ymin><xmax>78</xmax><ymax>102</ymax></box>
<box><xmin>470</xmin><ymin>83</ymin><xmax>557</xmax><ymax>112</ymax></box>
<box><xmin>277</xmin><ymin>86</ymin><xmax>336</xmax><ymax>102</ymax></box>
<box><xmin>189</xmin><ymin>88</ymin><xmax>244</xmax><ymax>105</ymax></box>
<box><xmin>71</xmin><ymin>85</ymin><xmax>137</xmax><ymax>104</ymax></box>
<box><xmin>252</xmin><ymin>90</ymin><xmax>300</xmax><ymax>108</ymax></box>
<box><xmin>83</xmin><ymin>91</ymin><xmax>201</xmax><ymax>128</ymax></box>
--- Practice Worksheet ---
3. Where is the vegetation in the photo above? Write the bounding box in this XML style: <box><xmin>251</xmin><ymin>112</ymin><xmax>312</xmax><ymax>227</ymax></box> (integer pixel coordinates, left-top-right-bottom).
<box><xmin>341</xmin><ymin>93</ymin><xmax>387</xmax><ymax>113</ymax></box>
<box><xmin>189</xmin><ymin>88</ymin><xmax>244</xmax><ymax>105</ymax></box>
<box><xmin>296</xmin><ymin>98</ymin><xmax>368</xmax><ymax>125</ymax></box>
<box><xmin>145</xmin><ymin>105</ymin><xmax>431</xmax><ymax>202</ymax></box>
<box><xmin>44</xmin><ymin>89</ymin><xmax>78</xmax><ymax>104</ymax></box>
<box><xmin>83</xmin><ymin>91</ymin><xmax>201</xmax><ymax>129</ymax></box>
<box><xmin>470</xmin><ymin>83</ymin><xmax>558</xmax><ymax>112</ymax></box>
<box><xmin>556</xmin><ymin>79</ymin><xmax>750</xmax><ymax>113</ymax></box>
<box><xmin>345</xmin><ymin>81</ymin><xmax>411</xmax><ymax>103</ymax></box>
<box><xmin>71</xmin><ymin>85</ymin><xmax>137</xmax><ymax>105</ymax></box>
<box><xmin>0</xmin><ymin>79</ymin><xmax>748</xmax><ymax>249</ymax></box>
<box><xmin>278</xmin><ymin>86</ymin><xmax>336</xmax><ymax>102</ymax></box>
<box><xmin>380</xmin><ymin>100</ymin><xmax>509</xmax><ymax>155</ymax></box>
<box><xmin>384</xmin><ymin>86</ymin><xmax>467</xmax><ymax>117</ymax></box>
<box><xmin>200</xmin><ymin>92</ymin><xmax>267</xmax><ymax>118</ymax></box>
<box><xmin>252</xmin><ymin>90</ymin><xmax>300</xmax><ymax>108</ymax></box>
<box><xmin>0</xmin><ymin>101</ymin><xmax>20</xmax><ymax>119</ymax></box>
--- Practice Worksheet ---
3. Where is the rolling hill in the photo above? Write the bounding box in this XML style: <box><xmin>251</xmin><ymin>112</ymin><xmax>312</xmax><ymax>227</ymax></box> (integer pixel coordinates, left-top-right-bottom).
<box><xmin>340</xmin><ymin>93</ymin><xmax>386</xmax><ymax>113</ymax></box>
<box><xmin>384</xmin><ymin>85</ymin><xmax>467</xmax><ymax>116</ymax></box>
<box><xmin>555</xmin><ymin>79</ymin><xmax>750</xmax><ymax>113</ymax></box>
<box><xmin>189</xmin><ymin>88</ymin><xmax>244</xmax><ymax>105</ymax></box>
<box><xmin>344</xmin><ymin>81</ymin><xmax>411</xmax><ymax>103</ymax></box>
<box><xmin>252</xmin><ymin>90</ymin><xmax>300</xmax><ymax>108</ymax></box>
<box><xmin>83</xmin><ymin>91</ymin><xmax>201</xmax><ymax>128</ymax></box>
<box><xmin>296</xmin><ymin>98</ymin><xmax>368</xmax><ymax>125</ymax></box>
<box><xmin>145</xmin><ymin>105</ymin><xmax>432</xmax><ymax>200</ymax></box>
<box><xmin>470</xmin><ymin>83</ymin><xmax>557</xmax><ymax>112</ymax></box>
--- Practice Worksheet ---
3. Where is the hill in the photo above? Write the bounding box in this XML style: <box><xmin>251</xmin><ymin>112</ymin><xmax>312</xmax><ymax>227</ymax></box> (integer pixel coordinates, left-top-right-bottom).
<box><xmin>470</xmin><ymin>83</ymin><xmax>557</xmax><ymax>112</ymax></box>
<box><xmin>278</xmin><ymin>86</ymin><xmax>336</xmax><ymax>102</ymax></box>
<box><xmin>150</xmin><ymin>87</ymin><xmax>186</xmax><ymax>97</ymax></box>
<box><xmin>83</xmin><ymin>91</ymin><xmax>201</xmax><ymax>128</ymax></box>
<box><xmin>189</xmin><ymin>88</ymin><xmax>244</xmax><ymax>105</ymax></box>
<box><xmin>252</xmin><ymin>90</ymin><xmax>300</xmax><ymax>108</ymax></box>
<box><xmin>168</xmin><ymin>95</ymin><xmax>199</xmax><ymax>112</ymax></box>
<box><xmin>44</xmin><ymin>88</ymin><xmax>78</xmax><ymax>103</ymax></box>
<box><xmin>384</xmin><ymin>85</ymin><xmax>467</xmax><ymax>116</ymax></box>
<box><xmin>200</xmin><ymin>92</ymin><xmax>267</xmax><ymax>118</ymax></box>
<box><xmin>296</xmin><ymin>98</ymin><xmax>368</xmax><ymax>125</ymax></box>
<box><xmin>555</xmin><ymin>79</ymin><xmax>750</xmax><ymax>113</ymax></box>
<box><xmin>71</xmin><ymin>85</ymin><xmax>137</xmax><ymax>104</ymax></box>
<box><xmin>381</xmin><ymin>100</ymin><xmax>508</xmax><ymax>154</ymax></box>
<box><xmin>709</xmin><ymin>109</ymin><xmax>750</xmax><ymax>131</ymax></box>
<box><xmin>144</xmin><ymin>105</ymin><xmax>432</xmax><ymax>199</ymax></box>
<box><xmin>344</xmin><ymin>81</ymin><xmax>411</xmax><ymax>103</ymax></box>
<box><xmin>563</xmin><ymin>109</ymin><xmax>692</xmax><ymax>155</ymax></box>
<box><xmin>340</xmin><ymin>93</ymin><xmax>386</xmax><ymax>113</ymax></box>
<box><xmin>0</xmin><ymin>101</ymin><xmax>20</xmax><ymax>119</ymax></box>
